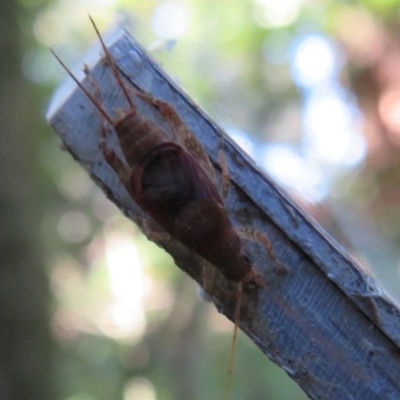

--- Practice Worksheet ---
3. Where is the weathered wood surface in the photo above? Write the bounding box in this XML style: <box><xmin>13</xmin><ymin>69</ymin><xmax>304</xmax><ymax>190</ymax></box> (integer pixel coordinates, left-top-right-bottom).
<box><xmin>47</xmin><ymin>29</ymin><xmax>400</xmax><ymax>400</ymax></box>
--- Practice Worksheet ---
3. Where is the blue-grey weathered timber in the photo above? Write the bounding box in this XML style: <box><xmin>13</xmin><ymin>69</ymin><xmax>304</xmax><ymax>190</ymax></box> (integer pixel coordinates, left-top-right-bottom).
<box><xmin>47</xmin><ymin>29</ymin><xmax>400</xmax><ymax>400</ymax></box>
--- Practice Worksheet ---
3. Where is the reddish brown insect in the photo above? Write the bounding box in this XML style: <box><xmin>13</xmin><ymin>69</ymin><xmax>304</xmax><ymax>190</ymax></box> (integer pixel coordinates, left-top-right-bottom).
<box><xmin>52</xmin><ymin>16</ymin><xmax>283</xmax><ymax>400</ymax></box>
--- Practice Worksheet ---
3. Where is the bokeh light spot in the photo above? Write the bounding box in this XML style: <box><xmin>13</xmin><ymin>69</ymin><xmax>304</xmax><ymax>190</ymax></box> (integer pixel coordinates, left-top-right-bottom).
<box><xmin>124</xmin><ymin>377</ymin><xmax>156</xmax><ymax>400</ymax></box>
<box><xmin>101</xmin><ymin>229</ymin><xmax>147</xmax><ymax>341</ymax></box>
<box><xmin>151</xmin><ymin>2</ymin><xmax>190</xmax><ymax>39</ymax></box>
<box><xmin>379</xmin><ymin>88</ymin><xmax>400</xmax><ymax>141</ymax></box>
<box><xmin>304</xmin><ymin>88</ymin><xmax>366</xmax><ymax>168</ymax></box>
<box><xmin>253</xmin><ymin>0</ymin><xmax>300</xmax><ymax>28</ymax></box>
<box><xmin>291</xmin><ymin>35</ymin><xmax>336</xmax><ymax>87</ymax></box>
<box><xmin>58</xmin><ymin>211</ymin><xmax>91</xmax><ymax>243</ymax></box>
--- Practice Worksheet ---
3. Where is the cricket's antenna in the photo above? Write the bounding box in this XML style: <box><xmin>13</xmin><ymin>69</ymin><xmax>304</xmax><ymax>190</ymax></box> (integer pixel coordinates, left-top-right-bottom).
<box><xmin>88</xmin><ymin>15</ymin><xmax>135</xmax><ymax>110</ymax></box>
<box><xmin>51</xmin><ymin>49</ymin><xmax>115</xmax><ymax>127</ymax></box>
<box><xmin>224</xmin><ymin>283</ymin><xmax>243</xmax><ymax>400</ymax></box>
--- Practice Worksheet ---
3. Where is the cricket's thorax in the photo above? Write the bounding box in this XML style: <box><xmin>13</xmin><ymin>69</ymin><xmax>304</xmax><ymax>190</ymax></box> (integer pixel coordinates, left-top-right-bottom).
<box><xmin>115</xmin><ymin>111</ymin><xmax>168</xmax><ymax>168</ymax></box>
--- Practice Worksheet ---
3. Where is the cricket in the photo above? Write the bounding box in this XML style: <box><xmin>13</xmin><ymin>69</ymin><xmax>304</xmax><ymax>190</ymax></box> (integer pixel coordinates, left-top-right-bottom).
<box><xmin>51</xmin><ymin>16</ymin><xmax>285</xmax><ymax>400</ymax></box>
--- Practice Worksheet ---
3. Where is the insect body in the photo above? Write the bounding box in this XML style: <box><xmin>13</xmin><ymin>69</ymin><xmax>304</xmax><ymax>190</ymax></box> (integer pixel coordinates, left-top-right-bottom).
<box><xmin>52</xmin><ymin>17</ymin><xmax>282</xmax><ymax>400</ymax></box>
<box><xmin>52</xmin><ymin>17</ymin><xmax>266</xmax><ymax>289</ymax></box>
<box><xmin>133</xmin><ymin>142</ymin><xmax>257</xmax><ymax>283</ymax></box>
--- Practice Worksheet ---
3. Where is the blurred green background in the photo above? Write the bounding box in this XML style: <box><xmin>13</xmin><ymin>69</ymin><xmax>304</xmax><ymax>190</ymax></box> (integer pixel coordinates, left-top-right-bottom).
<box><xmin>3</xmin><ymin>0</ymin><xmax>400</xmax><ymax>399</ymax></box>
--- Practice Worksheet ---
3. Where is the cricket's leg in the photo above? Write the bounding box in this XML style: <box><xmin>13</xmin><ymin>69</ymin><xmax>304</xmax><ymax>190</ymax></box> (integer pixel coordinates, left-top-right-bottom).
<box><xmin>83</xmin><ymin>64</ymin><xmax>134</xmax><ymax>197</ymax></box>
<box><xmin>236</xmin><ymin>226</ymin><xmax>290</xmax><ymax>273</ymax></box>
<box><xmin>218</xmin><ymin>144</ymin><xmax>230</xmax><ymax>200</ymax></box>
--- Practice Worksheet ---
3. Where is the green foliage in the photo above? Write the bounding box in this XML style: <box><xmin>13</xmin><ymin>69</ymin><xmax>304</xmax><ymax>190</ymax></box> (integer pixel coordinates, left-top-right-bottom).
<box><xmin>361</xmin><ymin>0</ymin><xmax>400</xmax><ymax>13</ymax></box>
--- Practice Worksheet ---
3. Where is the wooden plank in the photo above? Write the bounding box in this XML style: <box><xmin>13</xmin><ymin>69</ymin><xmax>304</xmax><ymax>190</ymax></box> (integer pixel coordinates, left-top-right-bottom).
<box><xmin>47</xmin><ymin>29</ymin><xmax>400</xmax><ymax>399</ymax></box>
